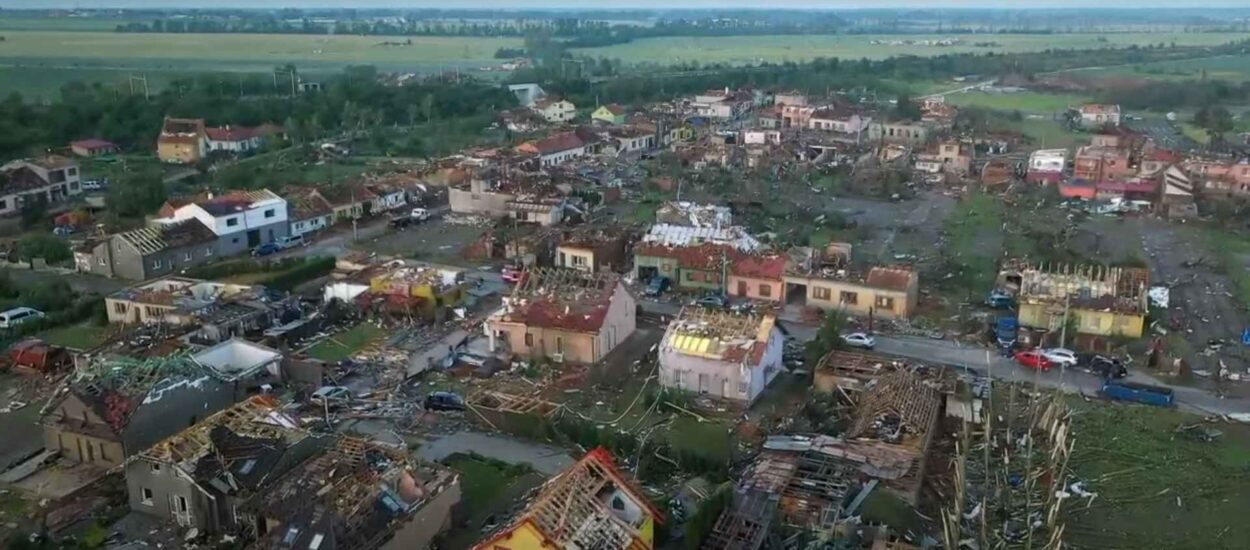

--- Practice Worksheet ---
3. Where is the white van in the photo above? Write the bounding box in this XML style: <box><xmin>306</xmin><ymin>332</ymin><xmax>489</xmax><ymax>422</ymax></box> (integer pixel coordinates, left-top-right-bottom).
<box><xmin>274</xmin><ymin>234</ymin><xmax>306</xmax><ymax>249</ymax></box>
<box><xmin>0</xmin><ymin>307</ymin><xmax>45</xmax><ymax>329</ymax></box>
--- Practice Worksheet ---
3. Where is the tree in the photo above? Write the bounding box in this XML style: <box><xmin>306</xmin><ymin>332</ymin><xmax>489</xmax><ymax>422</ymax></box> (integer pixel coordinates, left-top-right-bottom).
<box><xmin>1204</xmin><ymin>106</ymin><xmax>1234</xmax><ymax>142</ymax></box>
<box><xmin>19</xmin><ymin>194</ymin><xmax>49</xmax><ymax>229</ymax></box>
<box><xmin>21</xmin><ymin>279</ymin><xmax>73</xmax><ymax>312</ymax></box>
<box><xmin>804</xmin><ymin>311</ymin><xmax>848</xmax><ymax>369</ymax></box>
<box><xmin>107</xmin><ymin>170</ymin><xmax>167</xmax><ymax>218</ymax></box>
<box><xmin>894</xmin><ymin>93</ymin><xmax>922</xmax><ymax>121</ymax></box>
<box><xmin>421</xmin><ymin>93</ymin><xmax>436</xmax><ymax>124</ymax></box>
<box><xmin>17</xmin><ymin>234</ymin><xmax>71</xmax><ymax>265</ymax></box>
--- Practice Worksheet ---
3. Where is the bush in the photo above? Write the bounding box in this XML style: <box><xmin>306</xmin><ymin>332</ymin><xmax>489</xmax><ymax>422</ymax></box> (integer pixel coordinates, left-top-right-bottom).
<box><xmin>683</xmin><ymin>483</ymin><xmax>733</xmax><ymax>550</ymax></box>
<box><xmin>16</xmin><ymin>234</ymin><xmax>71</xmax><ymax>264</ymax></box>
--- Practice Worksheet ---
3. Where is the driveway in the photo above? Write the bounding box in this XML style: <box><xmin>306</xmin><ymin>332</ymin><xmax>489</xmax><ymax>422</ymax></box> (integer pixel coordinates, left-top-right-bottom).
<box><xmin>415</xmin><ymin>431</ymin><xmax>573</xmax><ymax>476</ymax></box>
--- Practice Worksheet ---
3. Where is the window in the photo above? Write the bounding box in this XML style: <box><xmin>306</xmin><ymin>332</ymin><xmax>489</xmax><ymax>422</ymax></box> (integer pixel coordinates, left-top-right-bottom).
<box><xmin>0</xmin><ymin>199</ymin><xmax>6</xmax><ymax>210</ymax></box>
<box><xmin>113</xmin><ymin>302</ymin><xmax>127</xmax><ymax>314</ymax></box>
<box><xmin>204</xmin><ymin>247</ymin><xmax>213</xmax><ymax>257</ymax></box>
<box><xmin>176</xmin><ymin>496</ymin><xmax>188</xmax><ymax>513</ymax></box>
<box><xmin>295</xmin><ymin>222</ymin><xmax>304</xmax><ymax>230</ymax></box>
<box><xmin>839</xmin><ymin>291</ymin><xmax>859</xmax><ymax>305</ymax></box>
<box><xmin>98</xmin><ymin>257</ymin><xmax>106</xmax><ymax>266</ymax></box>
<box><xmin>759</xmin><ymin>284</ymin><xmax>772</xmax><ymax>298</ymax></box>
<box><xmin>68</xmin><ymin>167</ymin><xmax>78</xmax><ymax>176</ymax></box>
<box><xmin>49</xmin><ymin>170</ymin><xmax>66</xmax><ymax>183</ymax></box>
<box><xmin>152</xmin><ymin>259</ymin><xmax>162</xmax><ymax>269</ymax></box>
<box><xmin>524</xmin><ymin>333</ymin><xmax>534</xmax><ymax>347</ymax></box>
<box><xmin>141</xmin><ymin>488</ymin><xmax>154</xmax><ymax>506</ymax></box>
<box><xmin>556</xmin><ymin>337</ymin><xmax>563</xmax><ymax>353</ymax></box>
<box><xmin>226</xmin><ymin>217</ymin><xmax>239</xmax><ymax>227</ymax></box>
<box><xmin>813</xmin><ymin>286</ymin><xmax>832</xmax><ymax>301</ymax></box>
<box><xmin>183</xmin><ymin>252</ymin><xmax>192</xmax><ymax>262</ymax></box>
<box><xmin>572</xmin><ymin>255</ymin><xmax>587</xmax><ymax>266</ymax></box>
<box><xmin>70</xmin><ymin>181</ymin><xmax>79</xmax><ymax>191</ymax></box>
<box><xmin>876</xmin><ymin>296</ymin><xmax>895</xmax><ymax>310</ymax></box>
<box><xmin>264</xmin><ymin>209</ymin><xmax>275</xmax><ymax>218</ymax></box>
<box><xmin>151</xmin><ymin>463</ymin><xmax>161</xmax><ymax>473</ymax></box>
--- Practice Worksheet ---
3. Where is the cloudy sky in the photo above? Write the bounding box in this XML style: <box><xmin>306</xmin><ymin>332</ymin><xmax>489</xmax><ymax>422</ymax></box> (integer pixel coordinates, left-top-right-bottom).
<box><xmin>2</xmin><ymin>1</ymin><xmax>1248</xmax><ymax>9</ymax></box>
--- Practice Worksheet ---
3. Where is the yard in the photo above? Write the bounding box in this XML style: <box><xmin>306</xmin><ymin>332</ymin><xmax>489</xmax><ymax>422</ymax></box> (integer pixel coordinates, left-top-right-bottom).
<box><xmin>303</xmin><ymin>322</ymin><xmax>387</xmax><ymax>362</ymax></box>
<box><xmin>38</xmin><ymin>324</ymin><xmax>111</xmax><ymax>351</ymax></box>
<box><xmin>440</xmin><ymin>452</ymin><xmax>543</xmax><ymax>550</ymax></box>
<box><xmin>1064</xmin><ymin>399</ymin><xmax>1250</xmax><ymax>549</ymax></box>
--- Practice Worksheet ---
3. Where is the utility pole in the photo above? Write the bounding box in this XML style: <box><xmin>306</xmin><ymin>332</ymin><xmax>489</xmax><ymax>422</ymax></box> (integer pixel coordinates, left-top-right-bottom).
<box><xmin>1058</xmin><ymin>294</ymin><xmax>1071</xmax><ymax>388</ymax></box>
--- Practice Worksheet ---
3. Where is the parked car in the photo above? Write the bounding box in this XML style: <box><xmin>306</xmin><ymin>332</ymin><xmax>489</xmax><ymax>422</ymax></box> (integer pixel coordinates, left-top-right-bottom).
<box><xmin>644</xmin><ymin>276</ymin><xmax>670</xmax><ymax>297</ymax></box>
<box><xmin>410</xmin><ymin>208</ymin><xmax>431</xmax><ymax>221</ymax></box>
<box><xmin>985</xmin><ymin>289</ymin><xmax>1015</xmax><ymax>309</ymax></box>
<box><xmin>694</xmin><ymin>293</ymin><xmax>728</xmax><ymax>310</ymax></box>
<box><xmin>424</xmin><ymin>391</ymin><xmax>466</xmax><ymax>411</ymax></box>
<box><xmin>501</xmin><ymin>265</ymin><xmax>525</xmax><ymax>284</ymax></box>
<box><xmin>1014</xmin><ymin>350</ymin><xmax>1054</xmax><ymax>371</ymax></box>
<box><xmin>1041</xmin><ymin>348</ymin><xmax>1078</xmax><ymax>368</ymax></box>
<box><xmin>0</xmin><ymin>307</ymin><xmax>45</xmax><ymax>329</ymax></box>
<box><xmin>841</xmin><ymin>332</ymin><xmax>876</xmax><ymax>350</ymax></box>
<box><xmin>1100</xmin><ymin>380</ymin><xmax>1173</xmax><ymax>407</ymax></box>
<box><xmin>252</xmin><ymin>243</ymin><xmax>281</xmax><ymax>257</ymax></box>
<box><xmin>274</xmin><ymin>234</ymin><xmax>306</xmax><ymax>249</ymax></box>
<box><xmin>310</xmin><ymin>386</ymin><xmax>353</xmax><ymax>406</ymax></box>
<box><xmin>1085</xmin><ymin>355</ymin><xmax>1128</xmax><ymax>379</ymax></box>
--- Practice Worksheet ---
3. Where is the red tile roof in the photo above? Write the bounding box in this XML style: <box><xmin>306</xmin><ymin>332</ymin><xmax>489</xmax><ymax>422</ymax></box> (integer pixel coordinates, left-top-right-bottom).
<box><xmin>205</xmin><ymin>126</ymin><xmax>257</xmax><ymax>142</ymax></box>
<box><xmin>731</xmin><ymin>253</ymin><xmax>788</xmax><ymax>280</ymax></box>
<box><xmin>866</xmin><ymin>267</ymin><xmax>916</xmax><ymax>292</ymax></box>
<box><xmin>71</xmin><ymin>138</ymin><xmax>117</xmax><ymax>151</ymax></box>
<box><xmin>521</xmin><ymin>131</ymin><xmax>586</xmax><ymax>155</ymax></box>
<box><xmin>638</xmin><ymin>243</ymin><xmax>787</xmax><ymax>280</ymax></box>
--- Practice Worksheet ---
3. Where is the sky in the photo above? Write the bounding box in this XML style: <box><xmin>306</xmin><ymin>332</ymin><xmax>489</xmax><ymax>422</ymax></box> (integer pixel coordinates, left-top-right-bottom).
<box><xmin>2</xmin><ymin>1</ymin><xmax>1250</xmax><ymax>10</ymax></box>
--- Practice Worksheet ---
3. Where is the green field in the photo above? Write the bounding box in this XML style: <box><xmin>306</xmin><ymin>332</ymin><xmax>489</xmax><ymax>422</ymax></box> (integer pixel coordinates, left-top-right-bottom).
<box><xmin>0</xmin><ymin>16</ymin><xmax>150</xmax><ymax>32</ymax></box>
<box><xmin>1067</xmin><ymin>53</ymin><xmax>1250</xmax><ymax>83</ymax></box>
<box><xmin>304</xmin><ymin>322</ymin><xmax>386</xmax><ymax>362</ymax></box>
<box><xmin>574</xmin><ymin>32</ymin><xmax>1250</xmax><ymax>66</ymax></box>
<box><xmin>1065</xmin><ymin>399</ymin><xmax>1250</xmax><ymax>549</ymax></box>
<box><xmin>946</xmin><ymin>90</ymin><xmax>1091</xmax><ymax>113</ymax></box>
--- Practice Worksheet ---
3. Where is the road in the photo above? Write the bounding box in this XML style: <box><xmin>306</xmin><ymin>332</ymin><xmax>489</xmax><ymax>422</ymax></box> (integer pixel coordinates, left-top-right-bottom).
<box><xmin>919</xmin><ymin>79</ymin><xmax>997</xmax><ymax>100</ymax></box>
<box><xmin>630</xmin><ymin>297</ymin><xmax>1249</xmax><ymax>415</ymax></box>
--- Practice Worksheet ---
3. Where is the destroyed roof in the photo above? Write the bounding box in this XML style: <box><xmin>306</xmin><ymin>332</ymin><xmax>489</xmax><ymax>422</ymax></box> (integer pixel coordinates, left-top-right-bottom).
<box><xmin>68</xmin><ymin>354</ymin><xmax>212</xmax><ymax>434</ymax></box>
<box><xmin>865</xmin><ymin>267</ymin><xmax>917</xmax><ymax>292</ymax></box>
<box><xmin>1011</xmin><ymin>262</ymin><xmax>1149</xmax><ymax>314</ymax></box>
<box><xmin>0</xmin><ymin>166</ymin><xmax>53</xmax><ymax>194</ymax></box>
<box><xmin>285</xmin><ymin>190</ymin><xmax>333</xmax><ymax>220</ymax></box>
<box><xmin>664</xmin><ymin>307</ymin><xmax>776</xmax><ymax>365</ymax></box>
<box><xmin>1080</xmin><ymin>103</ymin><xmax>1121</xmax><ymax>115</ymax></box>
<box><xmin>23</xmin><ymin>154</ymin><xmax>78</xmax><ymax>170</ymax></box>
<box><xmin>71</xmin><ymin>138</ymin><xmax>117</xmax><ymax>151</ymax></box>
<box><xmin>602</xmin><ymin>103</ymin><xmax>626</xmax><ymax>115</ymax></box>
<box><xmin>522</xmin><ymin>131</ymin><xmax>586</xmax><ymax>155</ymax></box>
<box><xmin>115</xmin><ymin>218</ymin><xmax>216</xmax><ymax>255</ymax></box>
<box><xmin>316</xmin><ymin>182</ymin><xmax>379</xmax><ymax>207</ymax></box>
<box><xmin>640</xmin><ymin>223</ymin><xmax>761</xmax><ymax>251</ymax></box>
<box><xmin>655</xmin><ymin>201</ymin><xmax>733</xmax><ymax>228</ymax></box>
<box><xmin>260</xmin><ymin>437</ymin><xmax>455</xmax><ymax>550</ymax></box>
<box><xmin>475</xmin><ymin>448</ymin><xmax>663</xmax><ymax>550</ymax></box>
<box><xmin>196</xmin><ymin>189</ymin><xmax>283</xmax><ymax>216</ymax></box>
<box><xmin>499</xmin><ymin>268</ymin><xmax>623</xmax><ymax>333</ymax></box>
<box><xmin>205</xmin><ymin>125</ymin><xmax>258</xmax><ymax>142</ymax></box>
<box><xmin>634</xmin><ymin>242</ymin><xmax>741</xmax><ymax>272</ymax></box>
<box><xmin>848</xmin><ymin>369</ymin><xmax>940</xmax><ymax>447</ymax></box>
<box><xmin>160</xmin><ymin>117</ymin><xmax>206</xmax><ymax>136</ymax></box>
<box><xmin>732</xmin><ymin>253</ymin><xmax>788</xmax><ymax>280</ymax></box>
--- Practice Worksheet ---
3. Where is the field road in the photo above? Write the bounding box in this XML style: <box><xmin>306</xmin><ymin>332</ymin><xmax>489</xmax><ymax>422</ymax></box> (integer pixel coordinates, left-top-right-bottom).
<box><xmin>920</xmin><ymin>79</ymin><xmax>997</xmax><ymax>100</ymax></box>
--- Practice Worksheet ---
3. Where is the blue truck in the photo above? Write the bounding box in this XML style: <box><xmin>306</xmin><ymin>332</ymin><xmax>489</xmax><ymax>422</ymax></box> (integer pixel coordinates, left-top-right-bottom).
<box><xmin>1100</xmin><ymin>380</ymin><xmax>1175</xmax><ymax>407</ymax></box>
<box><xmin>994</xmin><ymin>316</ymin><xmax>1019</xmax><ymax>354</ymax></box>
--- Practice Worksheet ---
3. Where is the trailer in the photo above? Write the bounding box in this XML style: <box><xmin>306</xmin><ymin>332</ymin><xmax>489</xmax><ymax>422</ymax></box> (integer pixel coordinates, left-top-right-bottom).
<box><xmin>1100</xmin><ymin>379</ymin><xmax>1174</xmax><ymax>407</ymax></box>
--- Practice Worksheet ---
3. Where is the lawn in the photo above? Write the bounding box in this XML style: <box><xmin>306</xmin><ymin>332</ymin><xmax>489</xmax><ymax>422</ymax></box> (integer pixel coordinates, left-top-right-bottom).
<box><xmin>304</xmin><ymin>322</ymin><xmax>387</xmax><ymax>362</ymax></box>
<box><xmin>1017</xmin><ymin>117</ymin><xmax>1089</xmax><ymax>149</ymax></box>
<box><xmin>442</xmin><ymin>453</ymin><xmax>525</xmax><ymax>512</ymax></box>
<box><xmin>575</xmin><ymin>32</ymin><xmax>1250</xmax><ymax>66</ymax></box>
<box><xmin>667</xmin><ymin>416</ymin><xmax>734</xmax><ymax>465</ymax></box>
<box><xmin>946</xmin><ymin>90</ymin><xmax>1090</xmax><ymax>114</ymax></box>
<box><xmin>1070</xmin><ymin>53</ymin><xmax>1250</xmax><ymax>83</ymax></box>
<box><xmin>1064</xmin><ymin>398</ymin><xmax>1250</xmax><ymax>549</ymax></box>
<box><xmin>937</xmin><ymin>191</ymin><xmax>1005</xmax><ymax>301</ymax></box>
<box><xmin>38</xmin><ymin>324</ymin><xmax>110</xmax><ymax>351</ymax></box>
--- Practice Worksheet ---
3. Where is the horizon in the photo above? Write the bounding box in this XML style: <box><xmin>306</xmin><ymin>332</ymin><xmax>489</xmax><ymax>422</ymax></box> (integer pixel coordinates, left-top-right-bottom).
<box><xmin>5</xmin><ymin>1</ymin><xmax>1250</xmax><ymax>11</ymax></box>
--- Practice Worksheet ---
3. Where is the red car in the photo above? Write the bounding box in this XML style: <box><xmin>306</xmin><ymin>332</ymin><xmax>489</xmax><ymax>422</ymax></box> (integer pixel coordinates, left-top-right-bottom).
<box><xmin>1014</xmin><ymin>350</ymin><xmax>1054</xmax><ymax>371</ymax></box>
<box><xmin>501</xmin><ymin>266</ymin><xmax>525</xmax><ymax>284</ymax></box>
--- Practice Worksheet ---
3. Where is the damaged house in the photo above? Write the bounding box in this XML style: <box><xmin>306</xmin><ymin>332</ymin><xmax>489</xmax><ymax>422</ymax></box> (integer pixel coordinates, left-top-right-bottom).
<box><xmin>256</xmin><ymin>436</ymin><xmax>461</xmax><ymax>550</ymax></box>
<box><xmin>999</xmin><ymin>261</ymin><xmax>1149</xmax><ymax>341</ymax></box>
<box><xmin>105</xmin><ymin>276</ymin><xmax>299</xmax><ymax>344</ymax></box>
<box><xmin>475</xmin><ymin>448</ymin><xmax>663</xmax><ymax>550</ymax></box>
<box><xmin>659</xmin><ymin>308</ymin><xmax>784</xmax><ymax>404</ymax></box>
<box><xmin>783</xmin><ymin>248</ymin><xmax>919</xmax><ymax>320</ymax></box>
<box><xmin>42</xmin><ymin>355</ymin><xmax>237</xmax><ymax>468</ymax></box>
<box><xmin>125</xmin><ymin>396</ymin><xmax>326</xmax><ymax>534</ymax></box>
<box><xmin>486</xmin><ymin>268</ymin><xmax>635</xmax><ymax>364</ymax></box>
<box><xmin>632</xmin><ymin>223</ymin><xmax>762</xmax><ymax>289</ymax></box>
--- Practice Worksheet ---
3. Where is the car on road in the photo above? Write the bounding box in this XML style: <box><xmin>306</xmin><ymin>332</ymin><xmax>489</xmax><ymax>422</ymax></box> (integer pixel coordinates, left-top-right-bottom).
<box><xmin>1083</xmin><ymin>355</ymin><xmax>1128</xmax><ymax>379</ymax></box>
<box><xmin>424</xmin><ymin>391</ymin><xmax>466</xmax><ymax>411</ymax></box>
<box><xmin>1041</xmin><ymin>348</ymin><xmax>1078</xmax><ymax>368</ymax></box>
<box><xmin>841</xmin><ymin>332</ymin><xmax>876</xmax><ymax>350</ymax></box>
<box><xmin>310</xmin><ymin>386</ymin><xmax>353</xmax><ymax>406</ymax></box>
<box><xmin>410</xmin><ymin>208</ymin><xmax>431</xmax><ymax>221</ymax></box>
<box><xmin>644</xmin><ymin>276</ymin><xmax>670</xmax><ymax>297</ymax></box>
<box><xmin>1014</xmin><ymin>350</ymin><xmax>1054</xmax><ymax>371</ymax></box>
<box><xmin>252</xmin><ymin>243</ymin><xmax>281</xmax><ymax>257</ymax></box>
<box><xmin>694</xmin><ymin>293</ymin><xmax>728</xmax><ymax>310</ymax></box>
<box><xmin>0</xmin><ymin>307</ymin><xmax>45</xmax><ymax>329</ymax></box>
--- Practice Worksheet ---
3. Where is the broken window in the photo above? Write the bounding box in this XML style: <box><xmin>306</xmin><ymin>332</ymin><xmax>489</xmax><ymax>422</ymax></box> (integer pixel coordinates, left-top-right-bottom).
<box><xmin>141</xmin><ymin>488</ymin><xmax>154</xmax><ymax>505</ymax></box>
<box><xmin>759</xmin><ymin>284</ymin><xmax>771</xmax><ymax>298</ymax></box>
<box><xmin>876</xmin><ymin>296</ymin><xmax>895</xmax><ymax>310</ymax></box>
<box><xmin>813</xmin><ymin>287</ymin><xmax>832</xmax><ymax>301</ymax></box>
<box><xmin>840</xmin><ymin>291</ymin><xmax>859</xmax><ymax>305</ymax></box>
<box><xmin>525</xmin><ymin>333</ymin><xmax>534</xmax><ymax>347</ymax></box>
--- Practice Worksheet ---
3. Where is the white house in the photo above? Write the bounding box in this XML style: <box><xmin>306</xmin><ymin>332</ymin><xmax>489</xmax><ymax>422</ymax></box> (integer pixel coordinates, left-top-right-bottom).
<box><xmin>1078</xmin><ymin>104</ymin><xmax>1121</xmax><ymax>128</ymax></box>
<box><xmin>285</xmin><ymin>191</ymin><xmax>333</xmax><ymax>238</ymax></box>
<box><xmin>0</xmin><ymin>155</ymin><xmax>83</xmax><ymax>216</ymax></box>
<box><xmin>659</xmin><ymin>308</ymin><xmax>784</xmax><ymax>404</ymax></box>
<box><xmin>531</xmin><ymin>98</ymin><xmax>576</xmax><ymax>123</ymax></box>
<box><xmin>517</xmin><ymin>132</ymin><xmax>587</xmax><ymax>167</ymax></box>
<box><xmin>742</xmin><ymin>129</ymin><xmax>782</xmax><ymax>146</ymax></box>
<box><xmin>366</xmin><ymin>183</ymin><xmax>407</xmax><ymax>212</ymax></box>
<box><xmin>205</xmin><ymin>126</ymin><xmax>263</xmax><ymax>153</ymax></box>
<box><xmin>154</xmin><ymin>189</ymin><xmax>290</xmax><ymax>255</ymax></box>
<box><xmin>809</xmin><ymin>109</ymin><xmax>870</xmax><ymax>137</ymax></box>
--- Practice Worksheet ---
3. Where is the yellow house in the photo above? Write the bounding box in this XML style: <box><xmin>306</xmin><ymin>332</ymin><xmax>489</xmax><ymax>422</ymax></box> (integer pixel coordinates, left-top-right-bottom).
<box><xmin>1002</xmin><ymin>262</ymin><xmax>1149</xmax><ymax>339</ymax></box>
<box><xmin>474</xmin><ymin>448</ymin><xmax>662</xmax><ymax>550</ymax></box>
<box><xmin>592</xmin><ymin>104</ymin><xmax>627</xmax><ymax>125</ymax></box>
<box><xmin>368</xmin><ymin>265</ymin><xmax>467</xmax><ymax>318</ymax></box>
<box><xmin>156</xmin><ymin>117</ymin><xmax>207</xmax><ymax>164</ymax></box>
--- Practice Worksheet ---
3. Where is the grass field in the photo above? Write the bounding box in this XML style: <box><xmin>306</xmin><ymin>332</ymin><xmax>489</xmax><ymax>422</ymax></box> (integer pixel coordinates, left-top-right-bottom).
<box><xmin>946</xmin><ymin>90</ymin><xmax>1091</xmax><ymax>114</ymax></box>
<box><xmin>575</xmin><ymin>32</ymin><xmax>1250</xmax><ymax>66</ymax></box>
<box><xmin>1064</xmin><ymin>399</ymin><xmax>1250</xmax><ymax>549</ymax></box>
<box><xmin>38</xmin><ymin>324</ymin><xmax>111</xmax><ymax>351</ymax></box>
<box><xmin>0</xmin><ymin>16</ymin><xmax>149</xmax><ymax>32</ymax></box>
<box><xmin>304</xmin><ymin>322</ymin><xmax>386</xmax><ymax>362</ymax></box>
<box><xmin>1067</xmin><ymin>53</ymin><xmax>1250</xmax><ymax>83</ymax></box>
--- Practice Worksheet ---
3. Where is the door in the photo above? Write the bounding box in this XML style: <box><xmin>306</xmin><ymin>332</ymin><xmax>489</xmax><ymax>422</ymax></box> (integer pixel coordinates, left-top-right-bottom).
<box><xmin>246</xmin><ymin>229</ymin><xmax>260</xmax><ymax>248</ymax></box>
<box><xmin>721</xmin><ymin>378</ymin><xmax>730</xmax><ymax>398</ymax></box>
<box><xmin>171</xmin><ymin>495</ymin><xmax>192</xmax><ymax>527</ymax></box>
<box><xmin>737</xmin><ymin>281</ymin><xmax>748</xmax><ymax>296</ymax></box>
<box><xmin>698</xmin><ymin>373</ymin><xmax>709</xmax><ymax>394</ymax></box>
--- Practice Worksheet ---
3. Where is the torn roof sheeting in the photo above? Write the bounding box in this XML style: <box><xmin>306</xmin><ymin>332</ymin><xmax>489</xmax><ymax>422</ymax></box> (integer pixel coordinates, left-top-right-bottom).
<box><xmin>641</xmin><ymin>223</ymin><xmax>761</xmax><ymax>252</ymax></box>
<box><xmin>139</xmin><ymin>395</ymin><xmax>306</xmax><ymax>473</ymax></box>
<box><xmin>665</xmin><ymin>307</ymin><xmax>775</xmax><ymax>364</ymax></box>
<box><xmin>70</xmin><ymin>354</ymin><xmax>211</xmax><ymax>432</ymax></box>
